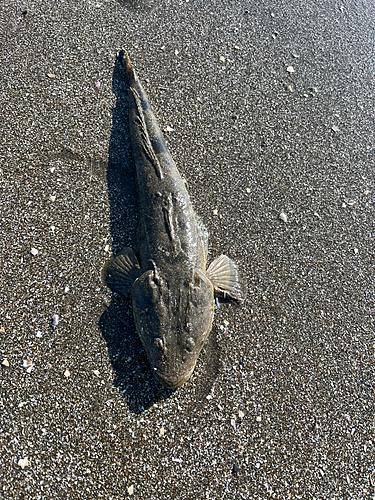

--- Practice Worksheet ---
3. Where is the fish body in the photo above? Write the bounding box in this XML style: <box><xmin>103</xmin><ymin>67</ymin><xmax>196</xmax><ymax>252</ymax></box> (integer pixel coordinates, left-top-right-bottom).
<box><xmin>102</xmin><ymin>51</ymin><xmax>242</xmax><ymax>389</ymax></box>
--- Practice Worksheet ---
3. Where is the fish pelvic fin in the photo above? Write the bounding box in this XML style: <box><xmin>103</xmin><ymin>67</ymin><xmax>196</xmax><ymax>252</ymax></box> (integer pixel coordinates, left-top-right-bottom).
<box><xmin>206</xmin><ymin>254</ymin><xmax>244</xmax><ymax>301</ymax></box>
<box><xmin>118</xmin><ymin>49</ymin><xmax>137</xmax><ymax>84</ymax></box>
<box><xmin>101</xmin><ymin>247</ymin><xmax>142</xmax><ymax>297</ymax></box>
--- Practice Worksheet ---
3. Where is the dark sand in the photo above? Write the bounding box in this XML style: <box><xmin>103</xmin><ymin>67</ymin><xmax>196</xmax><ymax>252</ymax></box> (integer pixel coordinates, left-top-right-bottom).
<box><xmin>1</xmin><ymin>0</ymin><xmax>374</xmax><ymax>498</ymax></box>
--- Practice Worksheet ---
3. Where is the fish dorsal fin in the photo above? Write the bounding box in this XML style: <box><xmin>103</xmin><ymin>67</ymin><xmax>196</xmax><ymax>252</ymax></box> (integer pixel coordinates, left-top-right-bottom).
<box><xmin>206</xmin><ymin>254</ymin><xmax>244</xmax><ymax>301</ymax></box>
<box><xmin>101</xmin><ymin>248</ymin><xmax>142</xmax><ymax>297</ymax></box>
<box><xmin>195</xmin><ymin>215</ymin><xmax>209</xmax><ymax>262</ymax></box>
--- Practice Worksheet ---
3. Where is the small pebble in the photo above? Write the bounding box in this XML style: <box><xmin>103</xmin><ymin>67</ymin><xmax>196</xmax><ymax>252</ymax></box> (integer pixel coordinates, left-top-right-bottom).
<box><xmin>52</xmin><ymin>314</ymin><xmax>59</xmax><ymax>327</ymax></box>
<box><xmin>30</xmin><ymin>248</ymin><xmax>38</xmax><ymax>256</ymax></box>
<box><xmin>256</xmin><ymin>416</ymin><xmax>262</xmax><ymax>422</ymax></box>
<box><xmin>18</xmin><ymin>458</ymin><xmax>29</xmax><ymax>469</ymax></box>
<box><xmin>64</xmin><ymin>369</ymin><xmax>71</xmax><ymax>378</ymax></box>
<box><xmin>47</xmin><ymin>73</ymin><xmax>55</xmax><ymax>79</ymax></box>
<box><xmin>128</xmin><ymin>485</ymin><xmax>134</xmax><ymax>495</ymax></box>
<box><xmin>36</xmin><ymin>331</ymin><xmax>43</xmax><ymax>338</ymax></box>
<box><xmin>64</xmin><ymin>286</ymin><xmax>70</xmax><ymax>293</ymax></box>
<box><xmin>94</xmin><ymin>81</ymin><xmax>100</xmax><ymax>88</ymax></box>
<box><xmin>286</xmin><ymin>66</ymin><xmax>295</xmax><ymax>73</ymax></box>
<box><xmin>164</xmin><ymin>125</ymin><xmax>174</xmax><ymax>133</ymax></box>
<box><xmin>219</xmin><ymin>56</ymin><xmax>225</xmax><ymax>62</ymax></box>
<box><xmin>218</xmin><ymin>136</ymin><xmax>224</xmax><ymax>141</ymax></box>
<box><xmin>232</xmin><ymin>464</ymin><xmax>240</xmax><ymax>474</ymax></box>
<box><xmin>279</xmin><ymin>212</ymin><xmax>288</xmax><ymax>223</ymax></box>
<box><xmin>238</xmin><ymin>410</ymin><xmax>245</xmax><ymax>418</ymax></box>
<box><xmin>353</xmin><ymin>248</ymin><xmax>359</xmax><ymax>255</ymax></box>
<box><xmin>160</xmin><ymin>426</ymin><xmax>165</xmax><ymax>436</ymax></box>
<box><xmin>246</xmin><ymin>187</ymin><xmax>251</xmax><ymax>193</ymax></box>
<box><xmin>286</xmin><ymin>85</ymin><xmax>293</xmax><ymax>92</ymax></box>
<box><xmin>332</xmin><ymin>125</ymin><xmax>340</xmax><ymax>133</ymax></box>
<box><xmin>93</xmin><ymin>369</ymin><xmax>100</xmax><ymax>377</ymax></box>
<box><xmin>50</xmin><ymin>195</ymin><xmax>56</xmax><ymax>202</ymax></box>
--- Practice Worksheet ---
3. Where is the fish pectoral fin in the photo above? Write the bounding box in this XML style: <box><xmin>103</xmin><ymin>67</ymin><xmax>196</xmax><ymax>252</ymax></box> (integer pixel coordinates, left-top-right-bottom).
<box><xmin>206</xmin><ymin>255</ymin><xmax>244</xmax><ymax>301</ymax></box>
<box><xmin>101</xmin><ymin>248</ymin><xmax>142</xmax><ymax>297</ymax></box>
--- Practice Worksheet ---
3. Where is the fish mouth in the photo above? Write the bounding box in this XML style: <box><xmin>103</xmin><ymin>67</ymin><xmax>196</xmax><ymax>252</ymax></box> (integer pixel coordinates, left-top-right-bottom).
<box><xmin>153</xmin><ymin>366</ymin><xmax>195</xmax><ymax>390</ymax></box>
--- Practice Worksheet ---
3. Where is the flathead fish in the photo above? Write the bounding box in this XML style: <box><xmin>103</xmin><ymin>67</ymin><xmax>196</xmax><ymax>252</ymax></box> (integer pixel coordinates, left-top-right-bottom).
<box><xmin>102</xmin><ymin>50</ymin><xmax>243</xmax><ymax>389</ymax></box>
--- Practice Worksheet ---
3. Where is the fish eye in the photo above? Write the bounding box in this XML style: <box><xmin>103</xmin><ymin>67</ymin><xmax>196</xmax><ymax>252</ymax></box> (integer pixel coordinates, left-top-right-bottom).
<box><xmin>185</xmin><ymin>337</ymin><xmax>195</xmax><ymax>352</ymax></box>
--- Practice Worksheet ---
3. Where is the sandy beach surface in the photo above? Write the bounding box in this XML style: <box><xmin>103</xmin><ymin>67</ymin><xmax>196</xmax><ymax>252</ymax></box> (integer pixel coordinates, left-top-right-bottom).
<box><xmin>1</xmin><ymin>0</ymin><xmax>374</xmax><ymax>498</ymax></box>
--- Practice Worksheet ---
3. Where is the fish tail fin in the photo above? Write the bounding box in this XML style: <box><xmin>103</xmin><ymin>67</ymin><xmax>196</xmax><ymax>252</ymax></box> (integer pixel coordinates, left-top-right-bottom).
<box><xmin>118</xmin><ymin>49</ymin><xmax>137</xmax><ymax>83</ymax></box>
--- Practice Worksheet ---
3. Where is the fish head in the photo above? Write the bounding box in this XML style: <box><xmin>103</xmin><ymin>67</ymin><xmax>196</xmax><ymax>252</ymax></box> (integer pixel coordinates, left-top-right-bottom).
<box><xmin>131</xmin><ymin>267</ymin><xmax>215</xmax><ymax>389</ymax></box>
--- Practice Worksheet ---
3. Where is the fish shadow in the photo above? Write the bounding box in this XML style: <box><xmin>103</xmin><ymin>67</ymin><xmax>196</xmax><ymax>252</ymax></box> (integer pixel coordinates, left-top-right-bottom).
<box><xmin>98</xmin><ymin>56</ymin><xmax>173</xmax><ymax>413</ymax></box>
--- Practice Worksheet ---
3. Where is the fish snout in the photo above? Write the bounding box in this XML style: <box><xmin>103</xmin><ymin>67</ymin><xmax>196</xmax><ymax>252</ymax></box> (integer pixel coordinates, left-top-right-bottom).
<box><xmin>152</xmin><ymin>364</ymin><xmax>196</xmax><ymax>390</ymax></box>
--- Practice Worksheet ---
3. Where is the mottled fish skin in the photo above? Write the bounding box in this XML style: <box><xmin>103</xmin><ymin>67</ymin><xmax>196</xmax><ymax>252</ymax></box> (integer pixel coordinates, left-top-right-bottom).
<box><xmin>102</xmin><ymin>51</ymin><xmax>243</xmax><ymax>389</ymax></box>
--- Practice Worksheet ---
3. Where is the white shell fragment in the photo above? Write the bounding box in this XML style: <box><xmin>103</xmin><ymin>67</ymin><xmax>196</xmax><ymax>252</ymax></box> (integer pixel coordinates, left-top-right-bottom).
<box><xmin>2</xmin><ymin>359</ymin><xmax>9</xmax><ymax>367</ymax></box>
<box><xmin>128</xmin><ymin>485</ymin><xmax>134</xmax><ymax>495</ymax></box>
<box><xmin>160</xmin><ymin>426</ymin><xmax>165</xmax><ymax>436</ymax></box>
<box><xmin>23</xmin><ymin>359</ymin><xmax>33</xmax><ymax>369</ymax></box>
<box><xmin>50</xmin><ymin>195</ymin><xmax>56</xmax><ymax>202</ymax></box>
<box><xmin>279</xmin><ymin>212</ymin><xmax>288</xmax><ymax>223</ymax></box>
<box><xmin>30</xmin><ymin>248</ymin><xmax>38</xmax><ymax>256</ymax></box>
<box><xmin>332</xmin><ymin>125</ymin><xmax>340</xmax><ymax>133</ymax></box>
<box><xmin>164</xmin><ymin>125</ymin><xmax>174</xmax><ymax>133</ymax></box>
<box><xmin>18</xmin><ymin>458</ymin><xmax>29</xmax><ymax>469</ymax></box>
<box><xmin>286</xmin><ymin>66</ymin><xmax>295</xmax><ymax>73</ymax></box>
<box><xmin>51</xmin><ymin>314</ymin><xmax>59</xmax><ymax>327</ymax></box>
<box><xmin>64</xmin><ymin>369</ymin><xmax>71</xmax><ymax>378</ymax></box>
